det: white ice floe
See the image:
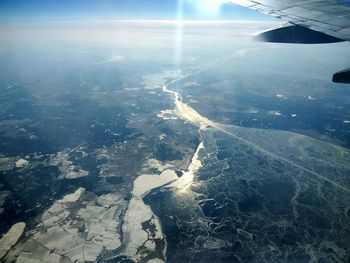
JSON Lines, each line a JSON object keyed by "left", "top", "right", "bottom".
{"left": 276, "top": 94, "right": 288, "bottom": 99}
{"left": 133, "top": 170, "right": 178, "bottom": 198}
{"left": 123, "top": 199, "right": 164, "bottom": 261}
{"left": 123, "top": 170, "right": 178, "bottom": 262}
{"left": 268, "top": 111, "right": 282, "bottom": 116}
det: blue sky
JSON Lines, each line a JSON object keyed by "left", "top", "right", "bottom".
{"left": 0, "top": 0, "right": 269, "bottom": 21}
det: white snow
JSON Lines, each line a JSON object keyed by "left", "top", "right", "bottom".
{"left": 15, "top": 159, "right": 28, "bottom": 168}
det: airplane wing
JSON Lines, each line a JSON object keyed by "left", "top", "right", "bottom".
{"left": 228, "top": 0, "right": 350, "bottom": 41}
{"left": 227, "top": 0, "right": 350, "bottom": 41}
{"left": 227, "top": 0, "right": 350, "bottom": 83}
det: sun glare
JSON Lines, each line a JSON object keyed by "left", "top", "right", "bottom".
{"left": 190, "top": 0, "right": 226, "bottom": 16}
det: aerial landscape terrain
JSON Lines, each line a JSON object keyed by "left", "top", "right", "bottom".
{"left": 0, "top": 19, "right": 349, "bottom": 263}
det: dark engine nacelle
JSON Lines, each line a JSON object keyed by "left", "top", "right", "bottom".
{"left": 254, "top": 24, "right": 350, "bottom": 84}
{"left": 333, "top": 68, "right": 350, "bottom": 84}
{"left": 254, "top": 24, "right": 344, "bottom": 44}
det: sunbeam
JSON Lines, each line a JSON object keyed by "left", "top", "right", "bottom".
{"left": 174, "top": 0, "right": 184, "bottom": 68}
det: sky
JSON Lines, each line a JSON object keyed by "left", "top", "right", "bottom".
{"left": 0, "top": 0, "right": 269, "bottom": 21}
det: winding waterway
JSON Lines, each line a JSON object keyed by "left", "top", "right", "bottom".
{"left": 121, "top": 73, "right": 211, "bottom": 262}
{"left": 123, "top": 68, "right": 350, "bottom": 262}
{"left": 162, "top": 77, "right": 350, "bottom": 194}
